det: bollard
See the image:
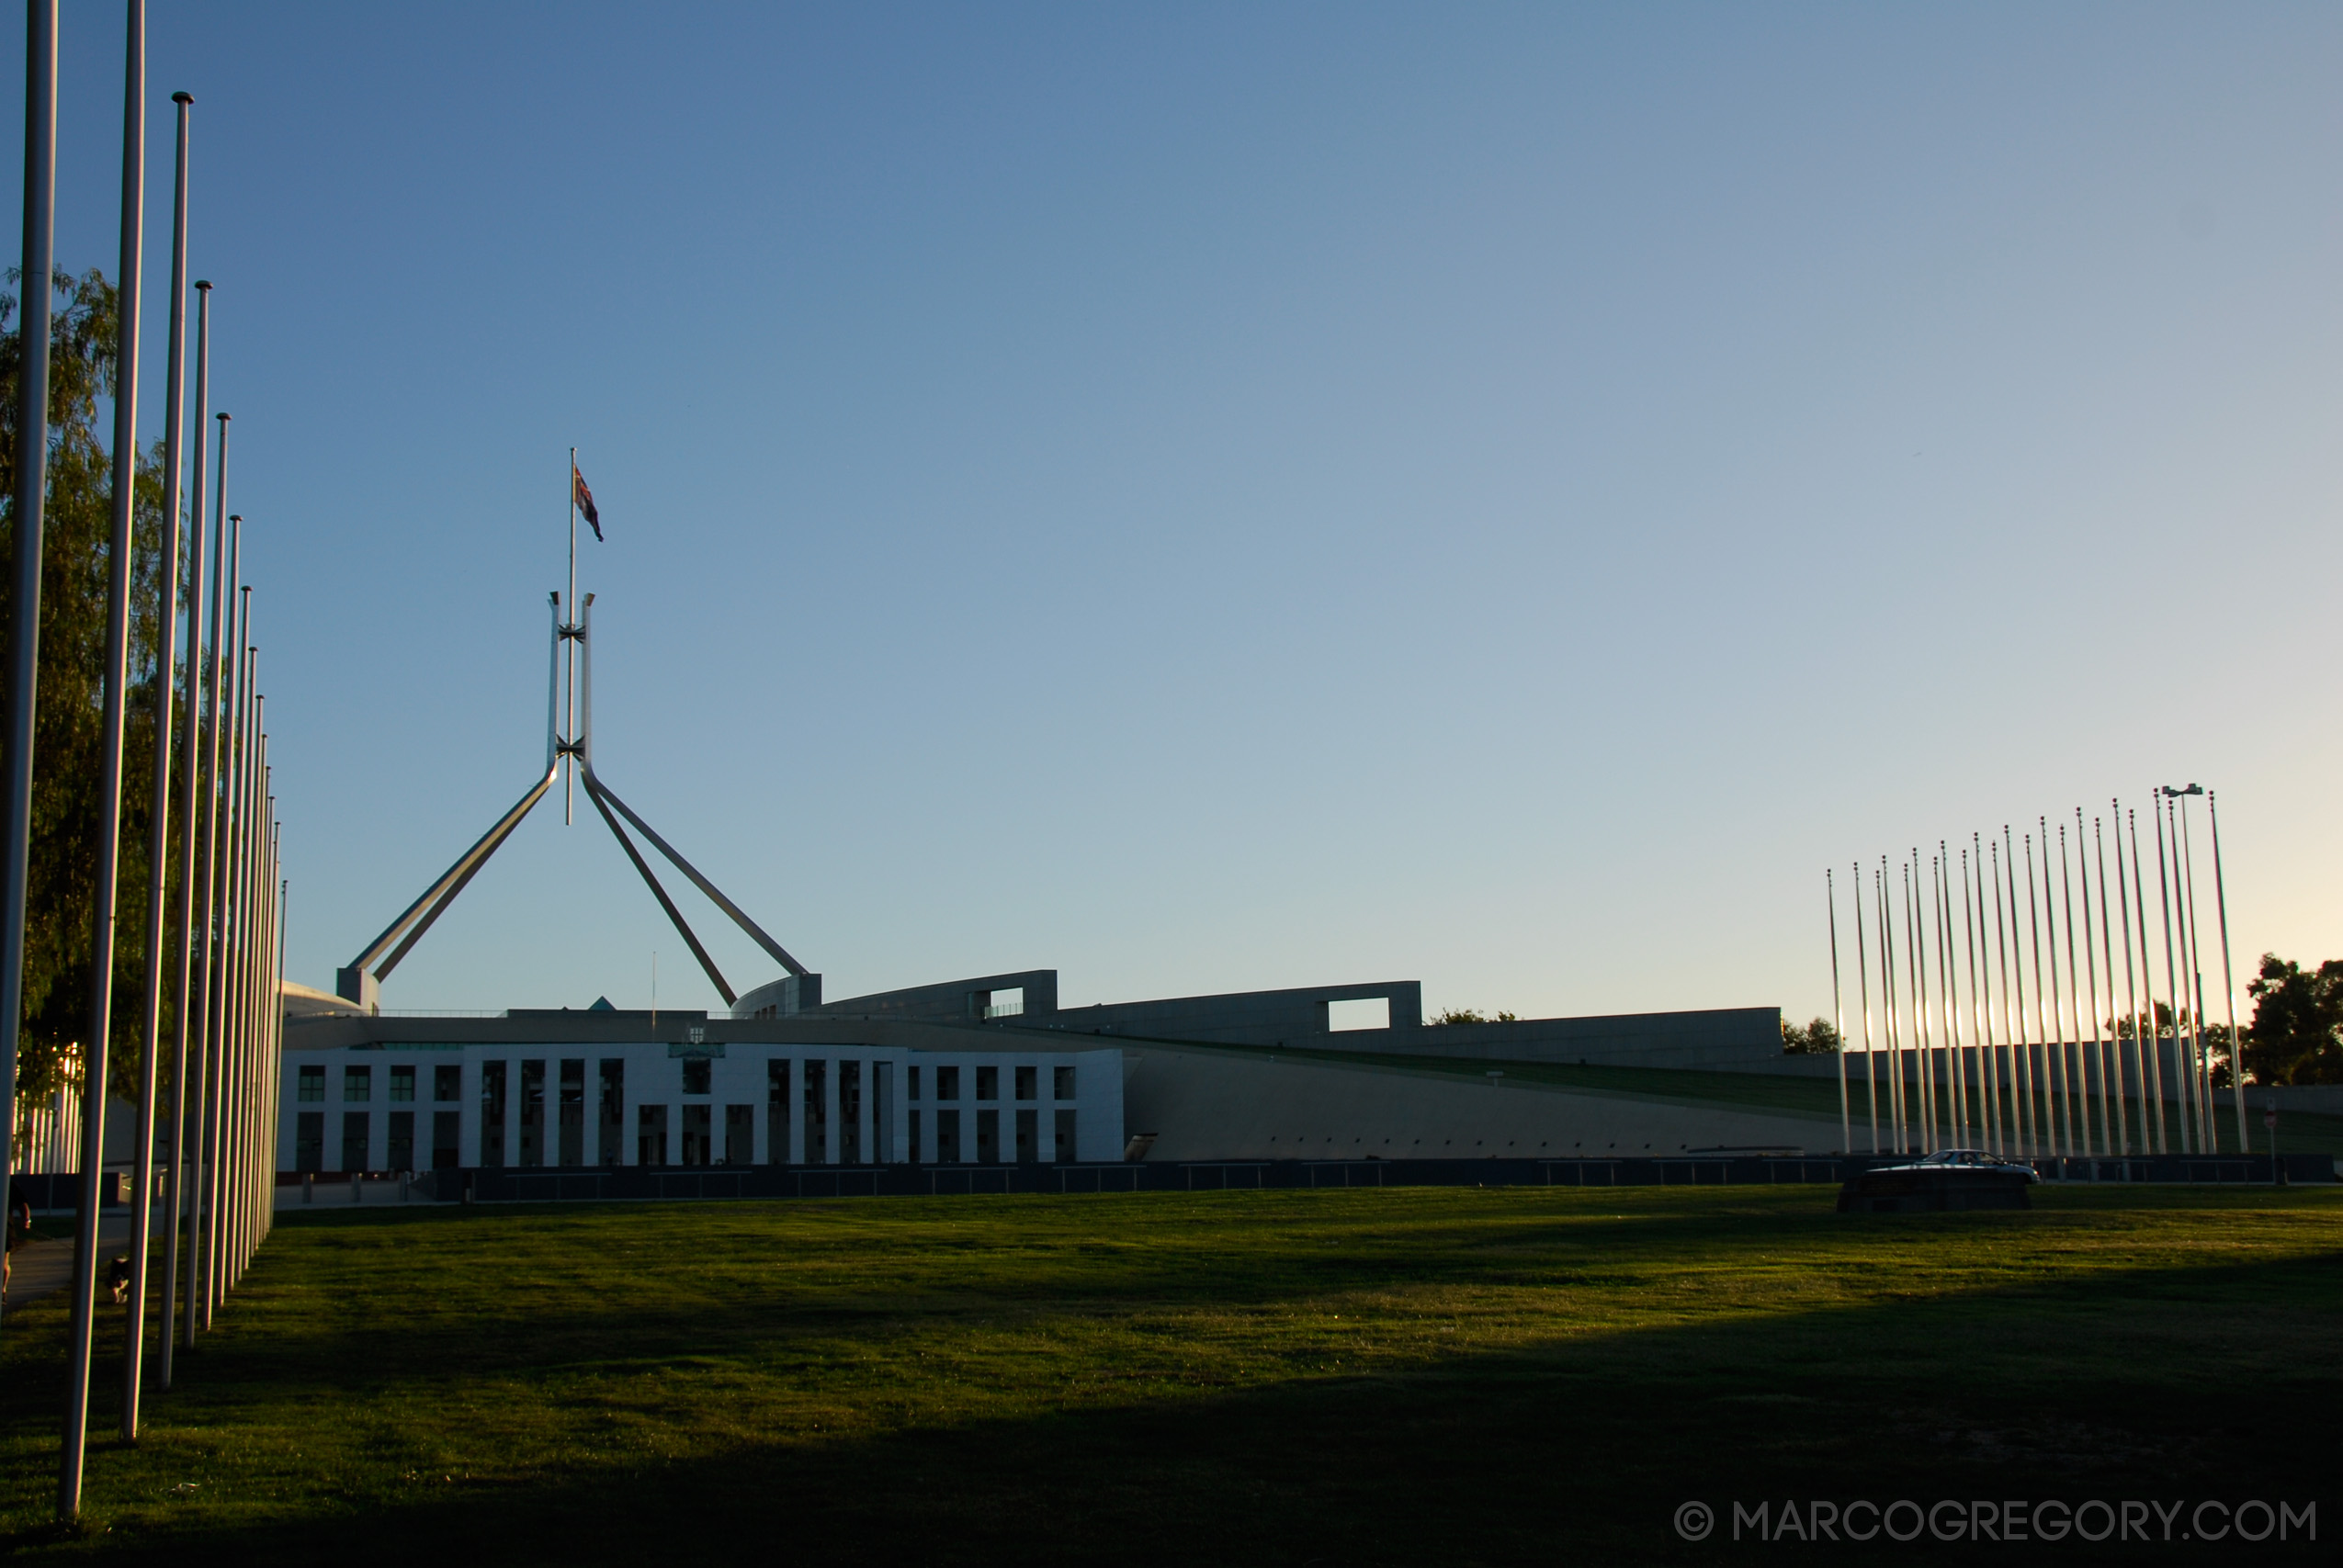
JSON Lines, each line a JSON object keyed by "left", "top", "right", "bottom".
{"left": 351, "top": 1173, "right": 362, "bottom": 1205}
{"left": 303, "top": 1172, "right": 313, "bottom": 1205}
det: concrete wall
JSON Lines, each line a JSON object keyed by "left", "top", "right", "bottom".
{"left": 1045, "top": 979, "right": 1426, "bottom": 1049}
{"left": 1121, "top": 1043, "right": 1844, "bottom": 1162}
{"left": 1334, "top": 1006, "right": 1783, "bottom": 1069}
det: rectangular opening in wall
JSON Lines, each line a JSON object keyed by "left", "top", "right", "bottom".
{"left": 638, "top": 1102, "right": 669, "bottom": 1167}
{"left": 599, "top": 1060, "right": 625, "bottom": 1167}
{"left": 767, "top": 1058, "right": 789, "bottom": 1164}
{"left": 976, "top": 987, "right": 1024, "bottom": 1020}
{"left": 1053, "top": 1108, "right": 1075, "bottom": 1163}
{"left": 342, "top": 1111, "right": 370, "bottom": 1173}
{"left": 976, "top": 1108, "right": 1000, "bottom": 1164}
{"left": 1328, "top": 997, "right": 1391, "bottom": 1033}
{"left": 976, "top": 1066, "right": 998, "bottom": 1101}
{"left": 388, "top": 1111, "right": 415, "bottom": 1172}
{"left": 434, "top": 1065, "right": 461, "bottom": 1102}
{"left": 803, "top": 1059, "right": 829, "bottom": 1164}
{"left": 839, "top": 1061, "right": 863, "bottom": 1165}
{"left": 681, "top": 1103, "right": 712, "bottom": 1167}
{"left": 935, "top": 1066, "right": 959, "bottom": 1101}
{"left": 431, "top": 1111, "right": 459, "bottom": 1170}
{"left": 298, "top": 1065, "right": 324, "bottom": 1103}
{"left": 1014, "top": 1066, "right": 1036, "bottom": 1100}
{"left": 908, "top": 1107, "right": 922, "bottom": 1164}
{"left": 559, "top": 1059, "right": 585, "bottom": 1167}
{"left": 873, "top": 1063, "right": 893, "bottom": 1163}
{"left": 935, "top": 1108, "right": 959, "bottom": 1163}
{"left": 344, "top": 1065, "right": 371, "bottom": 1102}
{"left": 1053, "top": 1065, "right": 1075, "bottom": 1100}
{"left": 389, "top": 1066, "right": 415, "bottom": 1102}
{"left": 1014, "top": 1108, "right": 1036, "bottom": 1164}
{"left": 519, "top": 1059, "right": 547, "bottom": 1168}
{"left": 724, "top": 1104, "right": 753, "bottom": 1165}
{"left": 481, "top": 1062, "right": 507, "bottom": 1168}
{"left": 295, "top": 1111, "right": 323, "bottom": 1172}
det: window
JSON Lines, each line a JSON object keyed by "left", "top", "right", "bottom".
{"left": 390, "top": 1066, "right": 415, "bottom": 1102}
{"left": 1054, "top": 1109, "right": 1077, "bottom": 1162}
{"left": 638, "top": 1103, "right": 669, "bottom": 1167}
{"left": 600, "top": 1060, "right": 626, "bottom": 1168}
{"left": 976, "top": 1109, "right": 1000, "bottom": 1162}
{"left": 298, "top": 1066, "right": 324, "bottom": 1102}
{"left": 935, "top": 1066, "right": 959, "bottom": 1101}
{"left": 681, "top": 1103, "right": 712, "bottom": 1166}
{"left": 724, "top": 1104, "right": 753, "bottom": 1165}
{"left": 431, "top": 1111, "right": 460, "bottom": 1171}
{"left": 434, "top": 1065, "right": 461, "bottom": 1102}
{"left": 1014, "top": 1066, "right": 1036, "bottom": 1100}
{"left": 802, "top": 1059, "right": 828, "bottom": 1164}
{"left": 388, "top": 1111, "right": 415, "bottom": 1171}
{"left": 766, "top": 1058, "right": 788, "bottom": 1166}
{"left": 1014, "top": 1108, "right": 1036, "bottom": 1163}
{"left": 976, "top": 1066, "right": 998, "bottom": 1101}
{"left": 683, "top": 1058, "right": 712, "bottom": 1095}
{"left": 1328, "top": 997, "right": 1390, "bottom": 1032}
{"left": 976, "top": 986, "right": 1023, "bottom": 1020}
{"left": 481, "top": 1061, "right": 507, "bottom": 1168}
{"left": 295, "top": 1111, "right": 323, "bottom": 1171}
{"left": 342, "top": 1111, "right": 370, "bottom": 1171}
{"left": 559, "top": 1059, "right": 585, "bottom": 1168}
{"left": 343, "top": 1066, "right": 371, "bottom": 1102}
{"left": 839, "top": 1061, "right": 863, "bottom": 1165}
{"left": 520, "top": 1059, "right": 547, "bottom": 1168}
{"left": 908, "top": 1065, "right": 921, "bottom": 1100}
{"left": 1053, "top": 1065, "right": 1076, "bottom": 1100}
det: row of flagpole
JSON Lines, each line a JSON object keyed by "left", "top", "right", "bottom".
{"left": 0, "top": 3, "right": 289, "bottom": 1521}
{"left": 1825, "top": 789, "right": 2247, "bottom": 1165}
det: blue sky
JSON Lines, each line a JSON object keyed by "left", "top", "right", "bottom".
{"left": 8, "top": 3, "right": 2340, "bottom": 1025}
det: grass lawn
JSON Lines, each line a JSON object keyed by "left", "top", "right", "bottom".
{"left": 0, "top": 1185, "right": 2336, "bottom": 1564}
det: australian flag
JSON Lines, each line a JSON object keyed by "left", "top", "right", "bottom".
{"left": 573, "top": 465, "right": 602, "bottom": 541}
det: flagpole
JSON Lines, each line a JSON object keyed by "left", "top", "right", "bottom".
{"left": 1828, "top": 869, "right": 1849, "bottom": 1156}
{"left": 2208, "top": 792, "right": 2247, "bottom": 1158}
{"left": 565, "top": 447, "right": 577, "bottom": 825}
{"left": 63, "top": 0, "right": 146, "bottom": 1513}
{"left": 124, "top": 85, "right": 193, "bottom": 1438}
{"left": 1856, "top": 863, "right": 1877, "bottom": 1154}
{"left": 0, "top": 0, "right": 57, "bottom": 1341}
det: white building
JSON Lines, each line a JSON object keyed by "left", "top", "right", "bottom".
{"left": 278, "top": 1033, "right": 1122, "bottom": 1174}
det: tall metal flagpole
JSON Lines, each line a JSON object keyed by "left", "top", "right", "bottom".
{"left": 2129, "top": 807, "right": 2167, "bottom": 1154}
{"left": 162, "top": 279, "right": 209, "bottom": 1386}
{"left": 125, "top": 87, "right": 194, "bottom": 1436}
{"left": 2047, "top": 822, "right": 2077, "bottom": 1158}
{"left": 1991, "top": 836, "right": 2020, "bottom": 1156}
{"left": 0, "top": 0, "right": 58, "bottom": 1339}
{"left": 208, "top": 592, "right": 250, "bottom": 1314}
{"left": 1828, "top": 870, "right": 1849, "bottom": 1155}
{"left": 2165, "top": 796, "right": 2202, "bottom": 1148}
{"left": 1939, "top": 851, "right": 1966, "bottom": 1145}
{"left": 2057, "top": 822, "right": 2088, "bottom": 1157}
{"left": 2153, "top": 795, "right": 2187, "bottom": 1153}
{"left": 201, "top": 535, "right": 244, "bottom": 1328}
{"left": 2024, "top": 831, "right": 2055, "bottom": 1158}
{"left": 2207, "top": 792, "right": 2247, "bottom": 1158}
{"left": 187, "top": 458, "right": 228, "bottom": 1344}
{"left": 1902, "top": 859, "right": 1928, "bottom": 1152}
{"left": 1973, "top": 841, "right": 2003, "bottom": 1156}
{"left": 564, "top": 447, "right": 577, "bottom": 824}
{"left": 62, "top": 0, "right": 146, "bottom": 1515}
{"left": 1855, "top": 864, "right": 1877, "bottom": 1153}
{"left": 2001, "top": 829, "right": 2032, "bottom": 1157}
{"left": 2093, "top": 817, "right": 2125, "bottom": 1157}
{"left": 2112, "top": 804, "right": 2143, "bottom": 1158}
{"left": 1883, "top": 860, "right": 1905, "bottom": 1153}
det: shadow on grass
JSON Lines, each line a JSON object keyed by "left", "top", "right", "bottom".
{"left": 2, "top": 1194, "right": 2336, "bottom": 1565}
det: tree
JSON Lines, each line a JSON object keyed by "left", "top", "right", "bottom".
{"left": 1427, "top": 1008, "right": 1518, "bottom": 1026}
{"left": 2244, "top": 954, "right": 2343, "bottom": 1086}
{"left": 0, "top": 266, "right": 184, "bottom": 1109}
{"left": 1782, "top": 1016, "right": 1841, "bottom": 1055}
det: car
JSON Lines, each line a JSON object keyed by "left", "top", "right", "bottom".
{"left": 1837, "top": 1149, "right": 2034, "bottom": 1213}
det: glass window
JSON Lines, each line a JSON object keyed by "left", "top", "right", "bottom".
{"left": 1014, "top": 1066, "right": 1036, "bottom": 1100}
{"left": 683, "top": 1058, "right": 711, "bottom": 1095}
{"left": 390, "top": 1066, "right": 415, "bottom": 1102}
{"left": 976, "top": 1066, "right": 998, "bottom": 1101}
{"left": 907, "top": 1065, "right": 921, "bottom": 1100}
{"left": 343, "top": 1066, "right": 371, "bottom": 1102}
{"left": 1054, "top": 1065, "right": 1076, "bottom": 1100}
{"left": 298, "top": 1065, "right": 324, "bottom": 1102}
{"left": 434, "top": 1065, "right": 462, "bottom": 1102}
{"left": 935, "top": 1066, "right": 959, "bottom": 1101}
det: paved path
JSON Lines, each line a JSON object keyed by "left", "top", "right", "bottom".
{"left": 6, "top": 1217, "right": 134, "bottom": 1308}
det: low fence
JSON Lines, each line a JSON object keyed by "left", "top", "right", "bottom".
{"left": 256, "top": 1150, "right": 2336, "bottom": 1207}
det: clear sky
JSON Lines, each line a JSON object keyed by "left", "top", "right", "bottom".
{"left": 6, "top": 3, "right": 2339, "bottom": 1026}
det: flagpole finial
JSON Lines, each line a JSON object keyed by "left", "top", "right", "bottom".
{"left": 172, "top": 90, "right": 190, "bottom": 105}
